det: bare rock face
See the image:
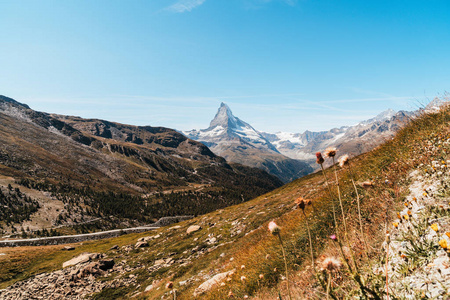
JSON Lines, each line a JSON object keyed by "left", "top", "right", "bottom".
{"left": 62, "top": 253, "right": 101, "bottom": 268}
{"left": 186, "top": 225, "right": 201, "bottom": 234}
{"left": 193, "top": 269, "right": 235, "bottom": 297}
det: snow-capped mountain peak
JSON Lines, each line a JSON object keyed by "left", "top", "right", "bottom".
{"left": 185, "top": 102, "right": 279, "bottom": 153}
{"left": 210, "top": 102, "right": 237, "bottom": 128}
{"left": 359, "top": 108, "right": 397, "bottom": 125}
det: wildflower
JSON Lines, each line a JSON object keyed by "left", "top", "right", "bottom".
{"left": 316, "top": 152, "right": 324, "bottom": 164}
{"left": 259, "top": 274, "right": 264, "bottom": 279}
{"left": 228, "top": 290, "right": 234, "bottom": 297}
{"left": 338, "top": 154, "right": 349, "bottom": 168}
{"left": 439, "top": 239, "right": 448, "bottom": 250}
{"left": 295, "top": 196, "right": 311, "bottom": 210}
{"left": 273, "top": 267, "right": 278, "bottom": 272}
{"left": 330, "top": 234, "right": 337, "bottom": 241}
{"left": 393, "top": 222, "right": 399, "bottom": 228}
{"left": 407, "top": 210, "right": 412, "bottom": 216}
{"left": 413, "top": 197, "right": 417, "bottom": 201}
{"left": 166, "top": 281, "right": 173, "bottom": 289}
{"left": 446, "top": 232, "right": 450, "bottom": 239}
{"left": 240, "top": 265, "right": 245, "bottom": 269}
{"left": 240, "top": 276, "right": 246, "bottom": 281}
{"left": 403, "top": 215, "right": 409, "bottom": 221}
{"left": 265, "top": 254, "right": 271, "bottom": 260}
{"left": 321, "top": 257, "right": 342, "bottom": 272}
{"left": 268, "top": 221, "right": 280, "bottom": 235}
{"left": 324, "top": 147, "right": 338, "bottom": 158}
{"left": 431, "top": 223, "right": 439, "bottom": 232}
{"left": 397, "top": 212, "right": 402, "bottom": 220}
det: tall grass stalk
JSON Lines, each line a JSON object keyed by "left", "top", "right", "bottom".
{"left": 332, "top": 157, "right": 359, "bottom": 273}
{"left": 278, "top": 233, "right": 292, "bottom": 300}
{"left": 268, "top": 221, "right": 291, "bottom": 300}
{"left": 319, "top": 163, "right": 340, "bottom": 237}
{"left": 347, "top": 163, "right": 370, "bottom": 261}
{"left": 302, "top": 209, "right": 315, "bottom": 270}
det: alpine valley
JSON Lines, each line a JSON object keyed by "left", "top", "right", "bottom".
{"left": 0, "top": 95, "right": 283, "bottom": 236}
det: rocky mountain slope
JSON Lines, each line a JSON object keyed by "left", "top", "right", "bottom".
{"left": 0, "top": 95, "right": 282, "bottom": 236}
{"left": 184, "top": 103, "right": 313, "bottom": 183}
{"left": 262, "top": 108, "right": 412, "bottom": 168}
{"left": 2, "top": 98, "right": 450, "bottom": 299}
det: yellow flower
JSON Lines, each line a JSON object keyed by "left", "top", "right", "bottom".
{"left": 431, "top": 223, "right": 439, "bottom": 232}
{"left": 403, "top": 215, "right": 409, "bottom": 221}
{"left": 423, "top": 192, "right": 428, "bottom": 197}
{"left": 407, "top": 211, "right": 412, "bottom": 216}
{"left": 393, "top": 222, "right": 399, "bottom": 228}
{"left": 412, "top": 197, "right": 417, "bottom": 201}
{"left": 397, "top": 212, "right": 401, "bottom": 220}
{"left": 439, "top": 239, "right": 448, "bottom": 250}
{"left": 445, "top": 232, "right": 450, "bottom": 239}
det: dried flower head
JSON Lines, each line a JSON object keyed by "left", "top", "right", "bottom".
{"left": 338, "top": 154, "right": 349, "bottom": 168}
{"left": 316, "top": 152, "right": 324, "bottom": 164}
{"left": 166, "top": 281, "right": 173, "bottom": 289}
{"left": 321, "top": 257, "right": 341, "bottom": 272}
{"left": 439, "top": 239, "right": 448, "bottom": 250}
{"left": 431, "top": 223, "right": 439, "bottom": 232}
{"left": 295, "top": 196, "right": 312, "bottom": 210}
{"left": 324, "top": 147, "right": 338, "bottom": 158}
{"left": 268, "top": 221, "right": 281, "bottom": 235}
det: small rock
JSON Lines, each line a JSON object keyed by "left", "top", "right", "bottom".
{"left": 144, "top": 284, "right": 154, "bottom": 292}
{"left": 135, "top": 241, "right": 149, "bottom": 248}
{"left": 187, "top": 225, "right": 201, "bottom": 234}
{"left": 62, "top": 246, "right": 75, "bottom": 251}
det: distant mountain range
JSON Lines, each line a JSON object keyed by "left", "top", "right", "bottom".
{"left": 184, "top": 103, "right": 414, "bottom": 176}
{"left": 184, "top": 103, "right": 313, "bottom": 183}
{"left": 0, "top": 95, "right": 282, "bottom": 234}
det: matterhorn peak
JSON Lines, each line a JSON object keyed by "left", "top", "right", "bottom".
{"left": 209, "top": 102, "right": 238, "bottom": 129}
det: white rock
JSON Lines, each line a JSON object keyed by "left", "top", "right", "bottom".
{"left": 186, "top": 225, "right": 201, "bottom": 234}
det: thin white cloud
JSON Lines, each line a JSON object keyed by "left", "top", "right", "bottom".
{"left": 166, "top": 0, "right": 207, "bottom": 13}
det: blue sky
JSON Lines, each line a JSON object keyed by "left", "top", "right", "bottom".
{"left": 1, "top": 0, "right": 449, "bottom": 132}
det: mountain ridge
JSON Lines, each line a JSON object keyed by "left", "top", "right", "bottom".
{"left": 184, "top": 104, "right": 313, "bottom": 183}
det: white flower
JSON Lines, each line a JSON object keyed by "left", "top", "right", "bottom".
{"left": 268, "top": 221, "right": 281, "bottom": 235}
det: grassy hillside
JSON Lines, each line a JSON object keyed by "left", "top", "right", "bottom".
{"left": 1, "top": 104, "right": 450, "bottom": 299}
